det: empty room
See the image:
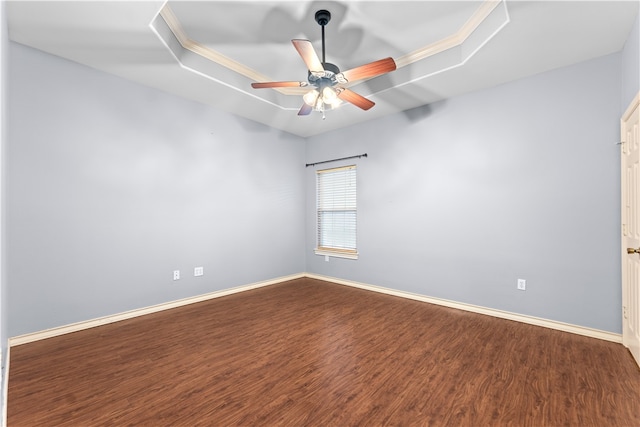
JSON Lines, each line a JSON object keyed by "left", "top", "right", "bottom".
{"left": 1, "top": 0, "right": 639, "bottom": 425}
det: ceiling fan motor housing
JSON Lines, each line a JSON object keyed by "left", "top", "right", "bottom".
{"left": 308, "top": 61, "right": 340, "bottom": 83}
{"left": 308, "top": 62, "right": 343, "bottom": 93}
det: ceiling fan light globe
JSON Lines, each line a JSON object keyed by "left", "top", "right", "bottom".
{"left": 322, "top": 86, "right": 338, "bottom": 103}
{"left": 303, "top": 89, "right": 320, "bottom": 106}
{"left": 329, "top": 98, "right": 343, "bottom": 109}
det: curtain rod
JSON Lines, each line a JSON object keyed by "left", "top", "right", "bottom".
{"left": 305, "top": 153, "right": 368, "bottom": 168}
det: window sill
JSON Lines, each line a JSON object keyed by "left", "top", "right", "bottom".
{"left": 315, "top": 249, "right": 359, "bottom": 260}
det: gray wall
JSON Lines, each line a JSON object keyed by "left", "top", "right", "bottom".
{"left": 7, "top": 43, "right": 306, "bottom": 337}
{"left": 622, "top": 12, "right": 639, "bottom": 110}
{"left": 306, "top": 52, "right": 622, "bottom": 333}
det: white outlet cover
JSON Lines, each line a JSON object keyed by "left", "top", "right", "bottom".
{"left": 194, "top": 267, "right": 204, "bottom": 277}
{"left": 173, "top": 270, "right": 180, "bottom": 281}
{"left": 517, "top": 279, "right": 526, "bottom": 290}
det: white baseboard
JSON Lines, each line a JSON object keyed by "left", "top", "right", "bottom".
{"left": 8, "top": 273, "right": 305, "bottom": 347}
{"left": 8, "top": 272, "right": 622, "bottom": 348}
{"left": 305, "top": 273, "right": 623, "bottom": 344}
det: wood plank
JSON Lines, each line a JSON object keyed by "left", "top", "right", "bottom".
{"left": 8, "top": 278, "right": 640, "bottom": 426}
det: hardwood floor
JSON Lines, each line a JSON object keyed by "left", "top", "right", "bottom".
{"left": 8, "top": 278, "right": 640, "bottom": 426}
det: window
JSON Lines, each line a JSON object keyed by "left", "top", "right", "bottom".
{"left": 315, "top": 165, "right": 358, "bottom": 259}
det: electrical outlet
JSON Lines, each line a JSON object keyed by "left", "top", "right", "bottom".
{"left": 173, "top": 270, "right": 180, "bottom": 281}
{"left": 194, "top": 266, "right": 204, "bottom": 277}
{"left": 517, "top": 279, "right": 526, "bottom": 291}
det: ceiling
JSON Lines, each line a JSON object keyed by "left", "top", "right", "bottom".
{"left": 6, "top": 1, "right": 639, "bottom": 137}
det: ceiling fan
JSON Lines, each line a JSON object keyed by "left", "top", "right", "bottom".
{"left": 251, "top": 10, "right": 397, "bottom": 119}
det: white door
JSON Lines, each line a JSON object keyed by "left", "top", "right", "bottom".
{"left": 622, "top": 92, "right": 640, "bottom": 367}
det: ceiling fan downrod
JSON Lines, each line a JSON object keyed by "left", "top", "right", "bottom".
{"left": 312, "top": 10, "right": 334, "bottom": 120}
{"left": 315, "top": 10, "right": 331, "bottom": 64}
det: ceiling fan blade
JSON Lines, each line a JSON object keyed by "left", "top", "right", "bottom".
{"left": 340, "top": 57, "right": 396, "bottom": 83}
{"left": 252, "top": 81, "right": 308, "bottom": 89}
{"left": 337, "top": 88, "right": 375, "bottom": 111}
{"left": 298, "top": 103, "right": 313, "bottom": 116}
{"left": 292, "top": 39, "right": 324, "bottom": 72}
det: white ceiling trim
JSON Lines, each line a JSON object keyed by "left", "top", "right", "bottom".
{"left": 386, "top": 0, "right": 510, "bottom": 93}
{"left": 159, "top": 4, "right": 272, "bottom": 87}
{"left": 395, "top": 0, "right": 505, "bottom": 68}
{"left": 153, "top": 0, "right": 509, "bottom": 108}
{"left": 150, "top": 3, "right": 297, "bottom": 111}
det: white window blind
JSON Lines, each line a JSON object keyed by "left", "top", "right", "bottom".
{"left": 316, "top": 165, "right": 357, "bottom": 259}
